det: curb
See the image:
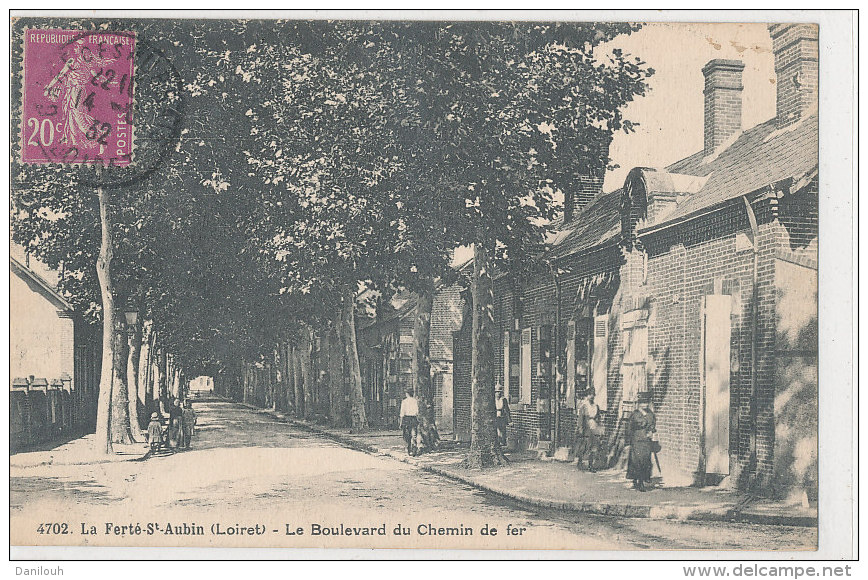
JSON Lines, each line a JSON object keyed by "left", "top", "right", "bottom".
{"left": 239, "top": 403, "right": 817, "bottom": 528}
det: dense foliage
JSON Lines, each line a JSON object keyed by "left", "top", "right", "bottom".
{"left": 11, "top": 18, "right": 652, "bottom": 444}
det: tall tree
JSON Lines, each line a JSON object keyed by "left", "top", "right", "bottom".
{"left": 418, "top": 22, "right": 652, "bottom": 466}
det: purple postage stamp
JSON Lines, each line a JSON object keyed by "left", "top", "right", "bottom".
{"left": 21, "top": 29, "right": 135, "bottom": 166}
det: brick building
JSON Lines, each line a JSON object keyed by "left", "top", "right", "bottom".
{"left": 357, "top": 280, "right": 466, "bottom": 430}
{"left": 453, "top": 24, "right": 818, "bottom": 497}
{"left": 10, "top": 256, "right": 101, "bottom": 451}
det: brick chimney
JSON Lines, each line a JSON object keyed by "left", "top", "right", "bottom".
{"left": 564, "top": 171, "right": 604, "bottom": 223}
{"left": 769, "top": 24, "right": 819, "bottom": 128}
{"left": 564, "top": 137, "right": 609, "bottom": 223}
{"left": 702, "top": 59, "right": 745, "bottom": 156}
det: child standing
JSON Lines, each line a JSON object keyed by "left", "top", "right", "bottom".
{"left": 147, "top": 412, "right": 163, "bottom": 453}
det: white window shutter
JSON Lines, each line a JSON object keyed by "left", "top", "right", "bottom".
{"left": 503, "top": 331, "right": 510, "bottom": 394}
{"left": 520, "top": 327, "right": 532, "bottom": 404}
{"left": 566, "top": 320, "right": 576, "bottom": 408}
{"left": 592, "top": 314, "right": 608, "bottom": 410}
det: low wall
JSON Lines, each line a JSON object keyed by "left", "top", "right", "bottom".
{"left": 10, "top": 378, "right": 87, "bottom": 452}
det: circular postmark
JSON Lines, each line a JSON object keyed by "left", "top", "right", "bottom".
{"left": 21, "top": 29, "right": 185, "bottom": 189}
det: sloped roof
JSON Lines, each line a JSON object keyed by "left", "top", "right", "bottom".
{"left": 657, "top": 113, "right": 819, "bottom": 225}
{"left": 639, "top": 169, "right": 708, "bottom": 199}
{"left": 546, "top": 188, "right": 623, "bottom": 260}
{"left": 10, "top": 256, "right": 73, "bottom": 312}
{"left": 358, "top": 258, "right": 472, "bottom": 332}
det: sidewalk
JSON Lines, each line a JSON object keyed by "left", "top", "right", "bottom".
{"left": 10, "top": 394, "right": 232, "bottom": 469}
{"left": 254, "top": 407, "right": 817, "bottom": 528}
{"left": 10, "top": 432, "right": 150, "bottom": 469}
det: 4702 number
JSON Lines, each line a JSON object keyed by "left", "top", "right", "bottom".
{"left": 36, "top": 522, "right": 70, "bottom": 535}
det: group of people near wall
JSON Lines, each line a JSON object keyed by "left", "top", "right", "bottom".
{"left": 399, "top": 383, "right": 659, "bottom": 492}
{"left": 495, "top": 385, "right": 660, "bottom": 492}
{"left": 147, "top": 398, "right": 197, "bottom": 454}
{"left": 572, "top": 390, "right": 660, "bottom": 491}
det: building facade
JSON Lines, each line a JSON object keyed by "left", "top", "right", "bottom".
{"left": 10, "top": 256, "right": 101, "bottom": 451}
{"left": 453, "top": 24, "right": 818, "bottom": 497}
{"left": 358, "top": 282, "right": 465, "bottom": 431}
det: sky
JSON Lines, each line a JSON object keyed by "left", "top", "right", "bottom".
{"left": 601, "top": 22, "right": 777, "bottom": 192}
{"left": 452, "top": 22, "right": 778, "bottom": 266}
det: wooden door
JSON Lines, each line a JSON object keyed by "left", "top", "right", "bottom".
{"left": 703, "top": 295, "right": 732, "bottom": 475}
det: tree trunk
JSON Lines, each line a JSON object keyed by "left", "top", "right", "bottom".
{"left": 282, "top": 342, "right": 292, "bottom": 412}
{"left": 153, "top": 350, "right": 160, "bottom": 409}
{"left": 327, "top": 320, "right": 346, "bottom": 427}
{"left": 160, "top": 352, "right": 170, "bottom": 410}
{"left": 148, "top": 347, "right": 157, "bottom": 414}
{"left": 465, "top": 240, "right": 507, "bottom": 468}
{"left": 340, "top": 291, "right": 367, "bottom": 431}
{"left": 165, "top": 355, "right": 172, "bottom": 403}
{"left": 242, "top": 364, "right": 249, "bottom": 404}
{"left": 284, "top": 345, "right": 294, "bottom": 413}
{"left": 413, "top": 277, "right": 440, "bottom": 451}
{"left": 155, "top": 349, "right": 166, "bottom": 415}
{"left": 301, "top": 326, "right": 315, "bottom": 420}
{"left": 94, "top": 185, "right": 114, "bottom": 454}
{"left": 139, "top": 324, "right": 153, "bottom": 424}
{"left": 127, "top": 318, "right": 144, "bottom": 433}
{"left": 110, "top": 314, "right": 135, "bottom": 444}
{"left": 272, "top": 346, "right": 280, "bottom": 411}
{"left": 292, "top": 345, "right": 304, "bottom": 418}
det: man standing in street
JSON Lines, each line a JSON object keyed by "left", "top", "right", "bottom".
{"left": 576, "top": 391, "right": 602, "bottom": 471}
{"left": 495, "top": 385, "right": 511, "bottom": 448}
{"left": 399, "top": 388, "right": 420, "bottom": 456}
{"left": 182, "top": 401, "right": 197, "bottom": 449}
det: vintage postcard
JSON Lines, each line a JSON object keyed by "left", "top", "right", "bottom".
{"left": 8, "top": 11, "right": 852, "bottom": 559}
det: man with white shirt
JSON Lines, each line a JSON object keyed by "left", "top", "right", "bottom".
{"left": 495, "top": 385, "right": 511, "bottom": 447}
{"left": 399, "top": 389, "right": 420, "bottom": 456}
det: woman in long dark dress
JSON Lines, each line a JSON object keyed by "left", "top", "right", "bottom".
{"left": 168, "top": 398, "right": 183, "bottom": 449}
{"left": 626, "top": 392, "right": 656, "bottom": 491}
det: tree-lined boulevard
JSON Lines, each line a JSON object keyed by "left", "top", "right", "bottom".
{"left": 12, "top": 19, "right": 653, "bottom": 462}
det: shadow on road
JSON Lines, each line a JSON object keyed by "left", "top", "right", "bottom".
{"left": 10, "top": 475, "right": 118, "bottom": 510}
{"left": 11, "top": 431, "right": 92, "bottom": 455}
{"left": 177, "top": 401, "right": 339, "bottom": 453}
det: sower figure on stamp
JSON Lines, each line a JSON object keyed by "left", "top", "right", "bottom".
{"left": 495, "top": 384, "right": 511, "bottom": 448}
{"left": 576, "top": 391, "right": 602, "bottom": 471}
{"left": 626, "top": 391, "right": 657, "bottom": 491}
{"left": 46, "top": 39, "right": 119, "bottom": 155}
{"left": 399, "top": 389, "right": 420, "bottom": 456}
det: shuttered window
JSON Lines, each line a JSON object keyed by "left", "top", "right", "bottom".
{"left": 520, "top": 327, "right": 532, "bottom": 404}
{"left": 502, "top": 331, "right": 510, "bottom": 393}
{"left": 591, "top": 314, "right": 608, "bottom": 410}
{"left": 565, "top": 320, "right": 576, "bottom": 408}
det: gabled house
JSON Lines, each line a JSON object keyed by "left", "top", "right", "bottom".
{"left": 10, "top": 256, "right": 101, "bottom": 450}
